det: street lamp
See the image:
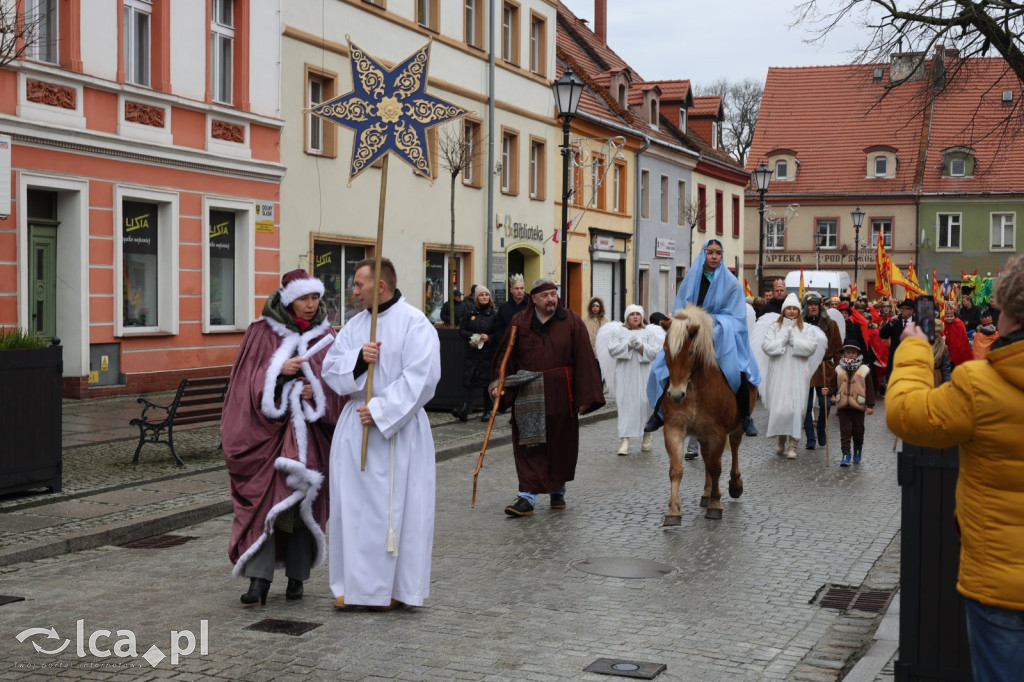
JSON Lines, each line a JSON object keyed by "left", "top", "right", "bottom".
{"left": 850, "top": 206, "right": 865, "bottom": 293}
{"left": 552, "top": 68, "right": 584, "bottom": 306}
{"left": 752, "top": 162, "right": 773, "bottom": 290}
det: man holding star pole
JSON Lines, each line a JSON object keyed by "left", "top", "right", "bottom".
{"left": 310, "top": 38, "right": 466, "bottom": 610}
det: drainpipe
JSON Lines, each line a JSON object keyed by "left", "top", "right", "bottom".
{"left": 485, "top": 0, "right": 496, "bottom": 295}
{"left": 632, "top": 133, "right": 651, "bottom": 307}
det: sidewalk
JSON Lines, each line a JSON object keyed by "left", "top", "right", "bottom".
{"left": 1, "top": 392, "right": 900, "bottom": 681}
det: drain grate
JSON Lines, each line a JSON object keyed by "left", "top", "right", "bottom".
{"left": 246, "top": 619, "right": 322, "bottom": 636}
{"left": 819, "top": 587, "right": 894, "bottom": 613}
{"left": 120, "top": 535, "right": 198, "bottom": 549}
{"left": 584, "top": 658, "right": 667, "bottom": 679}
{"left": 0, "top": 595, "right": 25, "bottom": 606}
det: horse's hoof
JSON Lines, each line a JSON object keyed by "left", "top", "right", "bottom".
{"left": 705, "top": 508, "right": 723, "bottom": 520}
{"left": 728, "top": 484, "right": 743, "bottom": 499}
{"left": 699, "top": 496, "right": 709, "bottom": 508}
{"left": 663, "top": 515, "right": 682, "bottom": 527}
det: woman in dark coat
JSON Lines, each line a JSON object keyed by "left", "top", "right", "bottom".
{"left": 452, "top": 286, "right": 498, "bottom": 421}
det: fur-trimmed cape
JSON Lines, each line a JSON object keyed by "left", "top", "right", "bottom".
{"left": 222, "top": 298, "right": 345, "bottom": 578}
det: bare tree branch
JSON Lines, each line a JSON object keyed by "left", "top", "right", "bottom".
{"left": 694, "top": 78, "right": 764, "bottom": 166}
{"left": 0, "top": 1, "right": 48, "bottom": 68}
{"left": 437, "top": 122, "right": 484, "bottom": 326}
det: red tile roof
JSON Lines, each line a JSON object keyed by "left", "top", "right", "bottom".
{"left": 691, "top": 96, "right": 723, "bottom": 119}
{"left": 749, "top": 58, "right": 1024, "bottom": 195}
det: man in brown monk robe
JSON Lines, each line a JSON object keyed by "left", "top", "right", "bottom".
{"left": 490, "top": 278, "right": 605, "bottom": 517}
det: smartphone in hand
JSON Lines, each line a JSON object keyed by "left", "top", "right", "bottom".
{"left": 915, "top": 295, "right": 936, "bottom": 343}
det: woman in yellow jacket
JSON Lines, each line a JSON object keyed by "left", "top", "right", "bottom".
{"left": 886, "top": 253, "right": 1024, "bottom": 682}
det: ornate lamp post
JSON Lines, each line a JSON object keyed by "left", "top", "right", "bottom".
{"left": 551, "top": 68, "right": 584, "bottom": 306}
{"left": 851, "top": 206, "right": 865, "bottom": 292}
{"left": 752, "top": 163, "right": 773, "bottom": 291}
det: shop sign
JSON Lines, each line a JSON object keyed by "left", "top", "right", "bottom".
{"left": 655, "top": 238, "right": 675, "bottom": 258}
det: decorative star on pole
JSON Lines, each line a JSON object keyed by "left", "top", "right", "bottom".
{"left": 308, "top": 37, "right": 469, "bottom": 184}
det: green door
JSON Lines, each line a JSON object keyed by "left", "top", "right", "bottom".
{"left": 29, "top": 224, "right": 57, "bottom": 339}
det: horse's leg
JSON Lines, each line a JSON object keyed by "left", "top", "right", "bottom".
{"left": 701, "top": 431, "right": 726, "bottom": 520}
{"left": 728, "top": 430, "right": 744, "bottom": 499}
{"left": 663, "top": 422, "right": 685, "bottom": 526}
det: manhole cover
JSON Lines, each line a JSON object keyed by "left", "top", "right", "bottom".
{"left": 572, "top": 558, "right": 674, "bottom": 579}
{"left": 120, "top": 535, "right": 198, "bottom": 549}
{"left": 246, "top": 619, "right": 322, "bottom": 636}
{"left": 0, "top": 596, "right": 25, "bottom": 606}
{"left": 584, "top": 657, "right": 667, "bottom": 679}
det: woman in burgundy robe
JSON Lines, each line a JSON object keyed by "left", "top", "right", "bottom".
{"left": 222, "top": 270, "right": 345, "bottom": 605}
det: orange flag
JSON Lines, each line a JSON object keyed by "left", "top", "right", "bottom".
{"left": 743, "top": 278, "right": 753, "bottom": 298}
{"left": 799, "top": 265, "right": 805, "bottom": 299}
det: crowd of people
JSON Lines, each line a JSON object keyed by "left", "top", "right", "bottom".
{"left": 220, "top": 244, "right": 1023, "bottom": 681}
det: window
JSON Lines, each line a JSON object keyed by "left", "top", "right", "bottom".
{"left": 305, "top": 67, "right": 337, "bottom": 156}
{"left": 210, "top": 0, "right": 234, "bottom": 104}
{"left": 639, "top": 170, "right": 650, "bottom": 220}
{"left": 424, "top": 249, "right": 468, "bottom": 323}
{"left": 697, "top": 185, "right": 707, "bottom": 232}
{"left": 123, "top": 0, "right": 152, "bottom": 87}
{"left": 679, "top": 108, "right": 686, "bottom": 133}
{"left": 204, "top": 199, "right": 254, "bottom": 331}
{"left": 500, "top": 129, "right": 519, "bottom": 195}
{"left": 529, "top": 13, "right": 546, "bottom": 76}
{"left": 417, "top": 0, "right": 439, "bottom": 31}
{"left": 613, "top": 163, "right": 624, "bottom": 213}
{"left": 312, "top": 241, "right": 369, "bottom": 326}
{"left": 464, "top": 0, "right": 483, "bottom": 48}
{"left": 732, "top": 195, "right": 740, "bottom": 238}
{"left": 943, "top": 151, "right": 974, "bottom": 178}
{"left": 711, "top": 120, "right": 719, "bottom": 149}
{"left": 775, "top": 160, "right": 788, "bottom": 180}
{"left": 676, "top": 180, "right": 687, "bottom": 226}
{"left": 950, "top": 158, "right": 966, "bottom": 177}
{"left": 501, "top": 2, "right": 520, "bottom": 64}
{"left": 462, "top": 118, "right": 482, "bottom": 188}
{"left": 649, "top": 99, "right": 658, "bottom": 126}
{"left": 815, "top": 219, "right": 837, "bottom": 249}
{"left": 870, "top": 219, "right": 893, "bottom": 249}
{"left": 715, "top": 190, "right": 724, "bottom": 235}
{"left": 660, "top": 175, "right": 669, "bottom": 223}
{"left": 991, "top": 213, "right": 1015, "bottom": 250}
{"left": 766, "top": 218, "right": 785, "bottom": 250}
{"left": 529, "top": 138, "right": 545, "bottom": 200}
{"left": 26, "top": 0, "right": 58, "bottom": 64}
{"left": 591, "top": 154, "right": 605, "bottom": 210}
{"left": 116, "top": 188, "right": 179, "bottom": 336}
{"left": 874, "top": 156, "right": 887, "bottom": 177}
{"left": 937, "top": 213, "right": 961, "bottom": 249}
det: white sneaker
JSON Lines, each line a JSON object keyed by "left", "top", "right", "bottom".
{"left": 617, "top": 438, "right": 630, "bottom": 456}
{"left": 786, "top": 437, "right": 798, "bottom": 459}
{"left": 775, "top": 436, "right": 786, "bottom": 456}
{"left": 641, "top": 433, "right": 653, "bottom": 452}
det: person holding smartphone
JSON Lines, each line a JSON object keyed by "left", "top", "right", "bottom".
{"left": 886, "top": 253, "right": 1024, "bottom": 682}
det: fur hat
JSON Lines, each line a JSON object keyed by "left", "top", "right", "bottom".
{"left": 625, "top": 304, "right": 644, "bottom": 318}
{"left": 279, "top": 269, "right": 325, "bottom": 307}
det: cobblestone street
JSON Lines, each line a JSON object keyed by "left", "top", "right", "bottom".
{"left": 0, "top": 400, "right": 902, "bottom": 681}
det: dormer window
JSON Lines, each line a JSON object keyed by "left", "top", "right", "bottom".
{"left": 766, "top": 149, "right": 798, "bottom": 182}
{"left": 711, "top": 120, "right": 718, "bottom": 149}
{"left": 679, "top": 107, "right": 687, "bottom": 133}
{"left": 941, "top": 147, "right": 975, "bottom": 178}
{"left": 864, "top": 146, "right": 897, "bottom": 179}
{"left": 775, "top": 160, "right": 788, "bottom": 180}
{"left": 618, "top": 83, "right": 627, "bottom": 108}
{"left": 874, "top": 157, "right": 887, "bottom": 176}
{"left": 649, "top": 100, "right": 657, "bottom": 125}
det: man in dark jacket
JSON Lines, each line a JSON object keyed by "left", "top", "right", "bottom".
{"left": 757, "top": 277, "right": 787, "bottom": 318}
{"left": 442, "top": 288, "right": 468, "bottom": 326}
{"left": 879, "top": 298, "right": 914, "bottom": 387}
{"left": 958, "top": 289, "right": 982, "bottom": 333}
{"left": 494, "top": 275, "right": 527, "bottom": 342}
{"left": 803, "top": 293, "right": 842, "bottom": 449}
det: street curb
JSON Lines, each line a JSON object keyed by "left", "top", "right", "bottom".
{"left": 2, "top": 408, "right": 618, "bottom": 567}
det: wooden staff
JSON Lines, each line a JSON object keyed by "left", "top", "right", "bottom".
{"left": 361, "top": 155, "right": 389, "bottom": 471}
{"left": 471, "top": 325, "right": 517, "bottom": 507}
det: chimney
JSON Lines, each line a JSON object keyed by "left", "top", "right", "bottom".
{"left": 594, "top": 0, "right": 607, "bottom": 43}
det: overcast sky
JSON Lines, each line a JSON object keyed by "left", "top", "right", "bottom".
{"left": 559, "top": 0, "right": 874, "bottom": 87}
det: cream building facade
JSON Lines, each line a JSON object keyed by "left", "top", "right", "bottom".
{"left": 280, "top": 0, "right": 559, "bottom": 325}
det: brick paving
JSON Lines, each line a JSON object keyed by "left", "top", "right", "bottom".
{"left": 0, "top": 396, "right": 902, "bottom": 680}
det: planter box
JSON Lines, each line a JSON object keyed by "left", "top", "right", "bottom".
{"left": 0, "top": 345, "right": 63, "bottom": 496}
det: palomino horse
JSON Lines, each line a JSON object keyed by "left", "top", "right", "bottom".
{"left": 660, "top": 305, "right": 758, "bottom": 524}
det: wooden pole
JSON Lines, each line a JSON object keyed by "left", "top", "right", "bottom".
{"left": 361, "top": 155, "right": 389, "bottom": 471}
{"left": 471, "top": 326, "right": 517, "bottom": 507}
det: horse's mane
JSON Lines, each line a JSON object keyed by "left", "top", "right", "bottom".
{"left": 666, "top": 305, "right": 718, "bottom": 369}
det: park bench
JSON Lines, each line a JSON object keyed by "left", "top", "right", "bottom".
{"left": 129, "top": 376, "right": 230, "bottom": 466}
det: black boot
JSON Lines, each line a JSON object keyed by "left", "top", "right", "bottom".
{"left": 450, "top": 402, "right": 468, "bottom": 422}
{"left": 643, "top": 396, "right": 664, "bottom": 432}
{"left": 480, "top": 388, "right": 492, "bottom": 422}
{"left": 285, "top": 578, "right": 304, "bottom": 600}
{"left": 240, "top": 577, "right": 271, "bottom": 605}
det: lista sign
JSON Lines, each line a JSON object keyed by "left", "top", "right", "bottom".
{"left": 122, "top": 201, "right": 157, "bottom": 255}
